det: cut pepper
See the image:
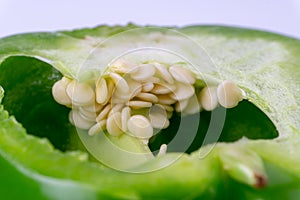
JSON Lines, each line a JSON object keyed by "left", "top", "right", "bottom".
{"left": 0, "top": 25, "right": 299, "bottom": 199}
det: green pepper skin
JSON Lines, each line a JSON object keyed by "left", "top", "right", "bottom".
{"left": 0, "top": 25, "right": 300, "bottom": 199}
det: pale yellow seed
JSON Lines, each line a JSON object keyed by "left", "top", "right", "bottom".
{"left": 157, "top": 144, "right": 167, "bottom": 156}
{"left": 66, "top": 80, "right": 95, "bottom": 106}
{"left": 156, "top": 94, "right": 177, "bottom": 105}
{"left": 127, "top": 79, "right": 142, "bottom": 98}
{"left": 141, "top": 76, "right": 160, "bottom": 84}
{"left": 127, "top": 101, "right": 152, "bottom": 109}
{"left": 79, "top": 107, "right": 97, "bottom": 120}
{"left": 111, "top": 87, "right": 130, "bottom": 103}
{"left": 182, "top": 95, "right": 201, "bottom": 115}
{"left": 88, "top": 119, "right": 106, "bottom": 136}
{"left": 170, "top": 82, "right": 195, "bottom": 101}
{"left": 217, "top": 80, "right": 243, "bottom": 108}
{"left": 69, "top": 110, "right": 95, "bottom": 130}
{"left": 169, "top": 65, "right": 195, "bottom": 84}
{"left": 106, "top": 79, "right": 115, "bottom": 104}
{"left": 82, "top": 102, "right": 103, "bottom": 113}
{"left": 110, "top": 59, "right": 139, "bottom": 74}
{"left": 108, "top": 104, "right": 124, "bottom": 117}
{"left": 95, "top": 77, "right": 109, "bottom": 104}
{"left": 52, "top": 77, "right": 72, "bottom": 106}
{"left": 111, "top": 92, "right": 129, "bottom": 104}
{"left": 121, "top": 107, "right": 131, "bottom": 132}
{"left": 106, "top": 112, "right": 123, "bottom": 136}
{"left": 135, "top": 93, "right": 158, "bottom": 103}
{"left": 175, "top": 98, "right": 189, "bottom": 112}
{"left": 154, "top": 63, "right": 174, "bottom": 84}
{"left": 96, "top": 104, "right": 112, "bottom": 122}
{"left": 142, "top": 82, "right": 154, "bottom": 92}
{"left": 156, "top": 104, "right": 174, "bottom": 113}
{"left": 111, "top": 79, "right": 141, "bottom": 102}
{"left": 130, "top": 64, "right": 155, "bottom": 81}
{"left": 151, "top": 83, "right": 176, "bottom": 95}
{"left": 149, "top": 105, "right": 169, "bottom": 129}
{"left": 167, "top": 111, "right": 173, "bottom": 119}
{"left": 110, "top": 97, "right": 127, "bottom": 104}
{"left": 127, "top": 115, "right": 153, "bottom": 139}
{"left": 78, "top": 109, "right": 96, "bottom": 123}
{"left": 198, "top": 86, "right": 219, "bottom": 111}
{"left": 109, "top": 72, "right": 129, "bottom": 93}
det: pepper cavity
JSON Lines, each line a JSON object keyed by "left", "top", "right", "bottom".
{"left": 52, "top": 60, "right": 244, "bottom": 153}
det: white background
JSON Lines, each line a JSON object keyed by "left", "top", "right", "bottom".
{"left": 0, "top": 0, "right": 300, "bottom": 39}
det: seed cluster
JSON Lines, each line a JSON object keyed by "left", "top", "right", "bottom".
{"left": 52, "top": 60, "right": 244, "bottom": 146}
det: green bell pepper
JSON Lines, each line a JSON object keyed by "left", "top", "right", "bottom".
{"left": 0, "top": 25, "right": 299, "bottom": 199}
